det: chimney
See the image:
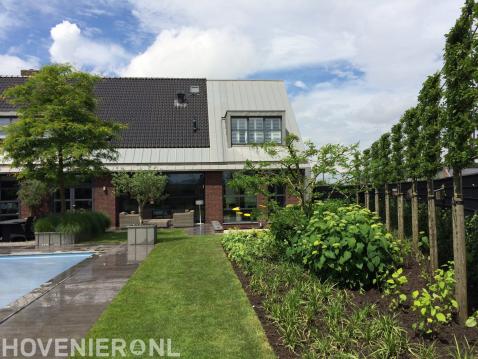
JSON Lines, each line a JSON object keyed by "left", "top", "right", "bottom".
{"left": 20, "top": 69, "right": 38, "bottom": 77}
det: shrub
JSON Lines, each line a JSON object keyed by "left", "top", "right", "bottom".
{"left": 381, "top": 267, "right": 408, "bottom": 309}
{"left": 268, "top": 205, "right": 307, "bottom": 248}
{"left": 222, "top": 230, "right": 279, "bottom": 267}
{"left": 34, "top": 211, "right": 110, "bottom": 239}
{"left": 288, "top": 203, "right": 402, "bottom": 289}
{"left": 411, "top": 262, "right": 458, "bottom": 334}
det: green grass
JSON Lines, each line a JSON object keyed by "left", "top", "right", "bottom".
{"left": 80, "top": 230, "right": 275, "bottom": 359}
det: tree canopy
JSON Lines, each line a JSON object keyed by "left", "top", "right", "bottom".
{"left": 402, "top": 107, "right": 421, "bottom": 181}
{"left": 441, "top": 0, "right": 478, "bottom": 171}
{"left": 1, "top": 64, "right": 124, "bottom": 212}
{"left": 417, "top": 73, "right": 442, "bottom": 179}
{"left": 112, "top": 171, "right": 168, "bottom": 223}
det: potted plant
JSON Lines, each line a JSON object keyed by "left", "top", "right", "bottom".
{"left": 112, "top": 171, "right": 168, "bottom": 245}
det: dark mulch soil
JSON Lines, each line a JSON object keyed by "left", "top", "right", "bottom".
{"left": 231, "top": 256, "right": 478, "bottom": 358}
{"left": 349, "top": 258, "right": 478, "bottom": 357}
{"left": 231, "top": 261, "right": 298, "bottom": 359}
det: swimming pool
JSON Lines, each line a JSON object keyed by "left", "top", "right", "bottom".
{"left": 0, "top": 252, "right": 92, "bottom": 308}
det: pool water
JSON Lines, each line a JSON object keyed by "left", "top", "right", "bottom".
{"left": 0, "top": 252, "right": 92, "bottom": 308}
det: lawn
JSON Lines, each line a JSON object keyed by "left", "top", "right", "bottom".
{"left": 80, "top": 230, "right": 275, "bottom": 359}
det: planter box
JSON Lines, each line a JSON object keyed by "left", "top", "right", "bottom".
{"left": 127, "top": 225, "right": 157, "bottom": 245}
{"left": 35, "top": 232, "right": 78, "bottom": 247}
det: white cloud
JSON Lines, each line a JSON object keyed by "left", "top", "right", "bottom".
{"left": 292, "top": 81, "right": 417, "bottom": 148}
{"left": 49, "top": 20, "right": 130, "bottom": 75}
{"left": 122, "top": 27, "right": 256, "bottom": 78}
{"left": 293, "top": 80, "right": 308, "bottom": 90}
{"left": 0, "top": 54, "right": 39, "bottom": 76}
{"left": 123, "top": 0, "right": 463, "bottom": 146}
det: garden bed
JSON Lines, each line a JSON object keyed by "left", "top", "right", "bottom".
{"left": 231, "top": 261, "right": 298, "bottom": 359}
{"left": 230, "top": 255, "right": 478, "bottom": 359}
{"left": 351, "top": 258, "right": 478, "bottom": 357}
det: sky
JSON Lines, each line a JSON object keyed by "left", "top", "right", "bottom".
{"left": 0, "top": 0, "right": 465, "bottom": 148}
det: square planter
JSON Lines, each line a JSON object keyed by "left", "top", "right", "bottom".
{"left": 35, "top": 232, "right": 78, "bottom": 247}
{"left": 127, "top": 225, "right": 157, "bottom": 245}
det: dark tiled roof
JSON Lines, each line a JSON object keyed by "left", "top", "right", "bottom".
{"left": 0, "top": 77, "right": 210, "bottom": 148}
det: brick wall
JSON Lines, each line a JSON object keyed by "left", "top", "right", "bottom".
{"left": 285, "top": 187, "right": 300, "bottom": 205}
{"left": 92, "top": 176, "right": 117, "bottom": 227}
{"left": 19, "top": 197, "right": 50, "bottom": 218}
{"left": 205, "top": 171, "right": 223, "bottom": 223}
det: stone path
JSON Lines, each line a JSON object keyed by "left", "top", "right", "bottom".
{"left": 0, "top": 244, "right": 143, "bottom": 358}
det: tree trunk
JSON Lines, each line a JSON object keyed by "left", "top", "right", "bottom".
{"left": 411, "top": 181, "right": 419, "bottom": 254}
{"left": 374, "top": 188, "right": 380, "bottom": 216}
{"left": 452, "top": 169, "right": 468, "bottom": 324}
{"left": 355, "top": 187, "right": 360, "bottom": 206}
{"left": 138, "top": 202, "right": 144, "bottom": 225}
{"left": 58, "top": 150, "right": 66, "bottom": 214}
{"left": 397, "top": 186, "right": 405, "bottom": 241}
{"left": 365, "top": 190, "right": 370, "bottom": 210}
{"left": 427, "top": 178, "right": 438, "bottom": 274}
{"left": 385, "top": 183, "right": 391, "bottom": 232}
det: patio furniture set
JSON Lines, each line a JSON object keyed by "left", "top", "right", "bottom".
{"left": 119, "top": 210, "right": 195, "bottom": 229}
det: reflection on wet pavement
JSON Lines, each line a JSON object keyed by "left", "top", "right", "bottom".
{"left": 0, "top": 244, "right": 155, "bottom": 357}
{"left": 127, "top": 244, "right": 155, "bottom": 264}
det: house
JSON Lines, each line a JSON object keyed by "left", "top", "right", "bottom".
{"left": 0, "top": 75, "right": 305, "bottom": 227}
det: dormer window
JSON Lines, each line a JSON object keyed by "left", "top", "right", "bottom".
{"left": 174, "top": 92, "right": 187, "bottom": 108}
{"left": 231, "top": 116, "right": 282, "bottom": 145}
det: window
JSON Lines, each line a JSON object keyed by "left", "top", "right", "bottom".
{"left": 0, "top": 117, "right": 16, "bottom": 139}
{"left": 231, "top": 116, "right": 282, "bottom": 145}
{"left": 0, "top": 177, "right": 19, "bottom": 220}
{"left": 118, "top": 173, "right": 205, "bottom": 222}
{"left": 268, "top": 184, "right": 286, "bottom": 207}
{"left": 54, "top": 185, "right": 92, "bottom": 212}
{"left": 223, "top": 172, "right": 257, "bottom": 222}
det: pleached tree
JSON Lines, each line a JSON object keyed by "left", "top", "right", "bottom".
{"left": 378, "top": 133, "right": 393, "bottom": 231}
{"left": 391, "top": 122, "right": 405, "bottom": 240}
{"left": 402, "top": 107, "right": 421, "bottom": 254}
{"left": 370, "top": 141, "right": 381, "bottom": 216}
{"left": 441, "top": 0, "right": 478, "bottom": 324}
{"left": 362, "top": 148, "right": 372, "bottom": 210}
{"left": 417, "top": 72, "right": 442, "bottom": 274}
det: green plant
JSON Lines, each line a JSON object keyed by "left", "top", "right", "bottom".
{"left": 288, "top": 203, "right": 402, "bottom": 289}
{"left": 465, "top": 311, "right": 478, "bottom": 328}
{"left": 382, "top": 268, "right": 408, "bottom": 309}
{"left": 17, "top": 179, "right": 50, "bottom": 214}
{"left": 268, "top": 204, "right": 307, "bottom": 249}
{"left": 450, "top": 336, "right": 477, "bottom": 359}
{"left": 411, "top": 262, "right": 458, "bottom": 334}
{"left": 112, "top": 171, "right": 168, "bottom": 223}
{"left": 34, "top": 211, "right": 110, "bottom": 239}
{"left": 222, "top": 229, "right": 279, "bottom": 267}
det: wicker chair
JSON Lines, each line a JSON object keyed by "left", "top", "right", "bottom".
{"left": 173, "top": 210, "right": 195, "bottom": 228}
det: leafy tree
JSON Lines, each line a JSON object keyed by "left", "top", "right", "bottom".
{"left": 362, "top": 148, "right": 372, "bottom": 209}
{"left": 417, "top": 72, "right": 442, "bottom": 273}
{"left": 402, "top": 106, "right": 421, "bottom": 252}
{"left": 230, "top": 134, "right": 315, "bottom": 217}
{"left": 350, "top": 149, "right": 363, "bottom": 205}
{"left": 112, "top": 171, "right": 168, "bottom": 224}
{"left": 441, "top": 0, "right": 478, "bottom": 323}
{"left": 369, "top": 141, "right": 381, "bottom": 215}
{"left": 378, "top": 133, "right": 393, "bottom": 231}
{"left": 315, "top": 142, "right": 359, "bottom": 199}
{"left": 391, "top": 122, "right": 405, "bottom": 240}
{"left": 17, "top": 179, "right": 50, "bottom": 217}
{"left": 1, "top": 64, "right": 124, "bottom": 213}
{"left": 231, "top": 134, "right": 356, "bottom": 218}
